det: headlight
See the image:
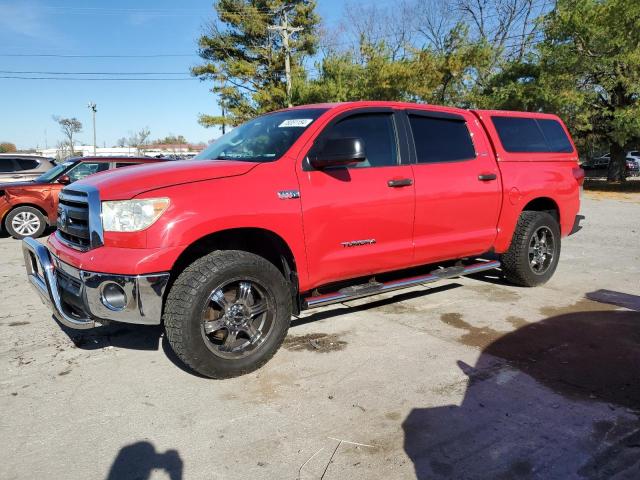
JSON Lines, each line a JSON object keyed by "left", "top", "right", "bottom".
{"left": 102, "top": 198, "right": 170, "bottom": 232}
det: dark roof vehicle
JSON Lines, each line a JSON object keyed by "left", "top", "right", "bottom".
{"left": 1, "top": 156, "right": 163, "bottom": 239}
{"left": 581, "top": 156, "right": 639, "bottom": 178}
{"left": 0, "top": 154, "right": 56, "bottom": 183}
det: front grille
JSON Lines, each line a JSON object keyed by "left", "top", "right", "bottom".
{"left": 57, "top": 189, "right": 91, "bottom": 250}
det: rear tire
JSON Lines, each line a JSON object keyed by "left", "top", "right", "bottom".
{"left": 163, "top": 250, "right": 292, "bottom": 379}
{"left": 5, "top": 206, "right": 47, "bottom": 239}
{"left": 501, "top": 211, "right": 561, "bottom": 287}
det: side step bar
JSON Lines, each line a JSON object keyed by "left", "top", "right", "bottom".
{"left": 302, "top": 260, "right": 500, "bottom": 310}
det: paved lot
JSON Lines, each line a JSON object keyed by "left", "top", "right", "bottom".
{"left": 1, "top": 194, "right": 639, "bottom": 480}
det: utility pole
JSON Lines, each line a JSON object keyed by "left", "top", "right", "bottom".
{"left": 268, "top": 9, "right": 303, "bottom": 108}
{"left": 88, "top": 102, "right": 97, "bottom": 155}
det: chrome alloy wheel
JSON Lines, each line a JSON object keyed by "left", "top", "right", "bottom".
{"left": 200, "top": 278, "right": 274, "bottom": 359}
{"left": 528, "top": 226, "right": 555, "bottom": 275}
{"left": 11, "top": 211, "right": 41, "bottom": 236}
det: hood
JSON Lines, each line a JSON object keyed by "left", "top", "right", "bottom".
{"left": 75, "top": 160, "right": 259, "bottom": 200}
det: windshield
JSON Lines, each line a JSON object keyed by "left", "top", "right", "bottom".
{"left": 34, "top": 161, "right": 73, "bottom": 182}
{"left": 195, "top": 108, "right": 327, "bottom": 162}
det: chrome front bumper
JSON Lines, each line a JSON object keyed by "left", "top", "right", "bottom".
{"left": 22, "top": 237, "right": 170, "bottom": 330}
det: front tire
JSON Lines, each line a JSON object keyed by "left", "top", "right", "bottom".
{"left": 163, "top": 250, "right": 292, "bottom": 378}
{"left": 501, "top": 211, "right": 561, "bottom": 287}
{"left": 5, "top": 206, "right": 47, "bottom": 239}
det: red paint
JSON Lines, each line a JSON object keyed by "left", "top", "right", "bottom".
{"left": 48, "top": 102, "right": 581, "bottom": 293}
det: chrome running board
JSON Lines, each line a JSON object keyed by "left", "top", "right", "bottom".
{"left": 302, "top": 260, "right": 500, "bottom": 309}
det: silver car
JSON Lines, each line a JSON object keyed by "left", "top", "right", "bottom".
{"left": 0, "top": 154, "right": 56, "bottom": 183}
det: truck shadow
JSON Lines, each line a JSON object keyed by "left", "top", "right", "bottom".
{"left": 402, "top": 307, "right": 640, "bottom": 479}
{"left": 58, "top": 321, "right": 208, "bottom": 377}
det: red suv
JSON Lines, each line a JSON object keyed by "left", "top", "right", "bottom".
{"left": 1, "top": 157, "right": 162, "bottom": 239}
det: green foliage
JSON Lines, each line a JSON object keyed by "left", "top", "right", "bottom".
{"left": 482, "top": 0, "right": 640, "bottom": 180}
{"left": 297, "top": 25, "right": 493, "bottom": 107}
{"left": 0, "top": 142, "right": 17, "bottom": 153}
{"left": 195, "top": 0, "right": 639, "bottom": 182}
{"left": 193, "top": 0, "right": 319, "bottom": 128}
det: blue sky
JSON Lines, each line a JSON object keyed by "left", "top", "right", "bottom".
{"left": 0, "top": 0, "right": 351, "bottom": 149}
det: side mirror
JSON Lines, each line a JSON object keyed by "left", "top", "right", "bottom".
{"left": 58, "top": 174, "right": 71, "bottom": 185}
{"left": 309, "top": 137, "right": 366, "bottom": 169}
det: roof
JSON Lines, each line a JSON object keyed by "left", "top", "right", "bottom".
{"left": 67, "top": 156, "right": 164, "bottom": 163}
{"left": 0, "top": 153, "right": 54, "bottom": 160}
{"left": 287, "top": 100, "right": 470, "bottom": 115}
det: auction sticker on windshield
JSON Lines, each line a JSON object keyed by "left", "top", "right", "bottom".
{"left": 279, "top": 119, "right": 313, "bottom": 128}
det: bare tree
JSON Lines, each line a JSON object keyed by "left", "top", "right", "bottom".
{"left": 116, "top": 137, "right": 127, "bottom": 147}
{"left": 412, "top": 0, "right": 457, "bottom": 53}
{"left": 454, "top": 0, "right": 548, "bottom": 62}
{"left": 128, "top": 127, "right": 151, "bottom": 155}
{"left": 53, "top": 116, "right": 82, "bottom": 156}
{"left": 327, "top": 0, "right": 416, "bottom": 60}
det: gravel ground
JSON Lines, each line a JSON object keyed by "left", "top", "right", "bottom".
{"left": 0, "top": 194, "right": 639, "bottom": 480}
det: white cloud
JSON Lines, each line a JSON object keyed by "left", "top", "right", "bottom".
{"left": 0, "top": 0, "right": 54, "bottom": 39}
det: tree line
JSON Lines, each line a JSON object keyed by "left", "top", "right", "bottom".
{"left": 193, "top": 0, "right": 640, "bottom": 182}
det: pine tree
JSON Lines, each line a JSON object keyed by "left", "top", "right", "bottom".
{"left": 193, "top": 0, "right": 319, "bottom": 129}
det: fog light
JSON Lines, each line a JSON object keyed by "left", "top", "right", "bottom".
{"left": 101, "top": 282, "right": 127, "bottom": 310}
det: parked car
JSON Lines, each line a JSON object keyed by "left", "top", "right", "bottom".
{"left": 1, "top": 157, "right": 162, "bottom": 239}
{"left": 0, "top": 154, "right": 56, "bottom": 183}
{"left": 23, "top": 102, "right": 583, "bottom": 378}
{"left": 627, "top": 150, "right": 640, "bottom": 168}
{"left": 582, "top": 154, "right": 639, "bottom": 177}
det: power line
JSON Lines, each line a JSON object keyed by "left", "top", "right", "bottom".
{"left": 0, "top": 76, "right": 195, "bottom": 81}
{"left": 0, "top": 70, "right": 189, "bottom": 75}
{"left": 0, "top": 53, "right": 195, "bottom": 58}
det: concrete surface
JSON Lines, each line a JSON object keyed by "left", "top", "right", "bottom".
{"left": 1, "top": 194, "right": 639, "bottom": 480}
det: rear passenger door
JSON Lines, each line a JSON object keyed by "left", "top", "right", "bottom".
{"left": 405, "top": 109, "right": 501, "bottom": 264}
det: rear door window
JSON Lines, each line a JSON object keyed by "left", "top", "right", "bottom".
{"left": 16, "top": 159, "right": 40, "bottom": 170}
{"left": 409, "top": 115, "right": 476, "bottom": 163}
{"left": 491, "top": 116, "right": 574, "bottom": 153}
{"left": 115, "top": 162, "right": 141, "bottom": 168}
{"left": 0, "top": 158, "right": 17, "bottom": 172}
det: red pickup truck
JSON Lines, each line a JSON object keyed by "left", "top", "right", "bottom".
{"left": 22, "top": 101, "right": 584, "bottom": 378}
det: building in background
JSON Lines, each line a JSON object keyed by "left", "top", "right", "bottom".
{"left": 37, "top": 143, "right": 206, "bottom": 160}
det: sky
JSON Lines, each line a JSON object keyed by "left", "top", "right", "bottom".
{"left": 0, "top": 0, "right": 351, "bottom": 149}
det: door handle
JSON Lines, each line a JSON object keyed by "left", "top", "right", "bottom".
{"left": 478, "top": 173, "right": 497, "bottom": 181}
{"left": 387, "top": 178, "right": 413, "bottom": 187}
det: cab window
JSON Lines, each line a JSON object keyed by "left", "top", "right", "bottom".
{"left": 319, "top": 113, "right": 398, "bottom": 168}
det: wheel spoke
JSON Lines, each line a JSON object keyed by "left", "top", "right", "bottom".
{"left": 210, "top": 289, "right": 230, "bottom": 310}
{"left": 241, "top": 322, "right": 261, "bottom": 343}
{"left": 221, "top": 330, "right": 238, "bottom": 351}
{"left": 203, "top": 318, "right": 226, "bottom": 334}
{"left": 249, "top": 300, "right": 267, "bottom": 317}
{"left": 238, "top": 281, "right": 252, "bottom": 303}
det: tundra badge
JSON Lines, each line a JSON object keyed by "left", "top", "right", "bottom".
{"left": 277, "top": 190, "right": 300, "bottom": 199}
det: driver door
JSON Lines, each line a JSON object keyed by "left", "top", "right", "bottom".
{"left": 297, "top": 109, "right": 415, "bottom": 288}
